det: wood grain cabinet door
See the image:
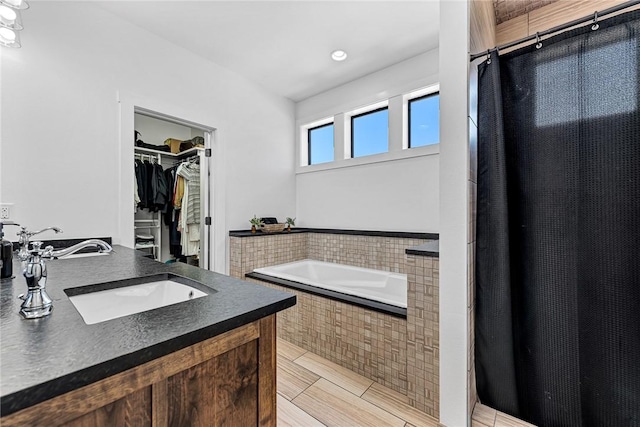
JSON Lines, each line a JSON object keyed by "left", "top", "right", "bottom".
{"left": 1, "top": 317, "right": 277, "bottom": 427}
{"left": 158, "top": 340, "right": 259, "bottom": 427}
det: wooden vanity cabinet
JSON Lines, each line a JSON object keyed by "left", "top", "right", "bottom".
{"left": 1, "top": 315, "right": 277, "bottom": 427}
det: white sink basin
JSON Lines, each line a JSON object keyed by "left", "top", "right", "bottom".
{"left": 66, "top": 275, "right": 209, "bottom": 325}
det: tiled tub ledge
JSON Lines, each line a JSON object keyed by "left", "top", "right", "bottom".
{"left": 406, "top": 240, "right": 440, "bottom": 257}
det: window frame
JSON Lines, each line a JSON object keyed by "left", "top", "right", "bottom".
{"left": 307, "top": 122, "right": 334, "bottom": 166}
{"left": 408, "top": 91, "right": 440, "bottom": 149}
{"left": 350, "top": 106, "right": 389, "bottom": 159}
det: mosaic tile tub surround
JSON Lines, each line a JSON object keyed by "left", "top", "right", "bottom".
{"left": 229, "top": 229, "right": 439, "bottom": 418}
{"left": 229, "top": 232, "right": 307, "bottom": 278}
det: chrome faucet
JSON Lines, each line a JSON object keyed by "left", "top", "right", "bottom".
{"left": 20, "top": 241, "right": 54, "bottom": 319}
{"left": 19, "top": 237, "right": 113, "bottom": 319}
{"left": 46, "top": 239, "right": 113, "bottom": 259}
{"left": 16, "top": 226, "right": 63, "bottom": 262}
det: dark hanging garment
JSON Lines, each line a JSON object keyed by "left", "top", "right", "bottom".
{"left": 151, "top": 163, "right": 169, "bottom": 212}
{"left": 161, "top": 166, "right": 181, "bottom": 258}
{"left": 169, "top": 209, "right": 182, "bottom": 257}
{"left": 475, "top": 10, "right": 640, "bottom": 427}
{"left": 164, "top": 167, "right": 176, "bottom": 225}
{"left": 143, "top": 161, "right": 156, "bottom": 212}
{"left": 135, "top": 159, "right": 147, "bottom": 209}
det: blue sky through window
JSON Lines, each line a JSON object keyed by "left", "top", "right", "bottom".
{"left": 352, "top": 108, "right": 388, "bottom": 157}
{"left": 308, "top": 124, "right": 334, "bottom": 165}
{"left": 409, "top": 94, "right": 439, "bottom": 147}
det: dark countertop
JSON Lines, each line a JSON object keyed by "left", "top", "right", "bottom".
{"left": 0, "top": 245, "right": 295, "bottom": 416}
{"left": 230, "top": 227, "right": 439, "bottom": 240}
{"left": 405, "top": 240, "right": 440, "bottom": 257}
{"left": 230, "top": 228, "right": 308, "bottom": 237}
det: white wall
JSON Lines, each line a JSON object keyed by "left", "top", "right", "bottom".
{"left": 0, "top": 2, "right": 295, "bottom": 272}
{"left": 439, "top": 1, "right": 472, "bottom": 425}
{"left": 295, "top": 50, "right": 440, "bottom": 232}
{"left": 297, "top": 156, "right": 438, "bottom": 231}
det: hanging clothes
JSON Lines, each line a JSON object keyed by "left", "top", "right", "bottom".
{"left": 143, "top": 160, "right": 155, "bottom": 211}
{"left": 134, "top": 161, "right": 142, "bottom": 209}
{"left": 134, "top": 159, "right": 147, "bottom": 209}
{"left": 163, "top": 166, "right": 182, "bottom": 257}
{"left": 179, "top": 163, "right": 200, "bottom": 225}
{"left": 134, "top": 178, "right": 140, "bottom": 207}
{"left": 134, "top": 156, "right": 169, "bottom": 213}
{"left": 163, "top": 166, "right": 177, "bottom": 225}
{"left": 173, "top": 174, "right": 185, "bottom": 209}
{"left": 151, "top": 162, "right": 169, "bottom": 212}
{"left": 176, "top": 161, "right": 200, "bottom": 257}
{"left": 170, "top": 209, "right": 182, "bottom": 258}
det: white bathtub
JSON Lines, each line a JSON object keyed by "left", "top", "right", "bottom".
{"left": 253, "top": 259, "right": 407, "bottom": 308}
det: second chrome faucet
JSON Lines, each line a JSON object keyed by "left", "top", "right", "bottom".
{"left": 16, "top": 226, "right": 63, "bottom": 262}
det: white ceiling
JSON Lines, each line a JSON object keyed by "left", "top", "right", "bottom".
{"left": 95, "top": 1, "right": 440, "bottom": 102}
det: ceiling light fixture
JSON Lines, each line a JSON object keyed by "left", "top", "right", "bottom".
{"left": 0, "top": 0, "right": 29, "bottom": 10}
{"left": 0, "top": 26, "right": 19, "bottom": 47}
{"left": 331, "top": 50, "right": 347, "bottom": 62}
{"left": 0, "top": 0, "right": 27, "bottom": 48}
{"left": 0, "top": 5, "right": 23, "bottom": 30}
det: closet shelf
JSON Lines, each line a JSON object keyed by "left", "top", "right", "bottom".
{"left": 135, "top": 243, "right": 159, "bottom": 249}
{"left": 134, "top": 146, "right": 203, "bottom": 159}
{"left": 135, "top": 225, "right": 160, "bottom": 229}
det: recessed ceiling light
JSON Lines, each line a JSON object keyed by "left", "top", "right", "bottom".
{"left": 331, "top": 50, "right": 347, "bottom": 62}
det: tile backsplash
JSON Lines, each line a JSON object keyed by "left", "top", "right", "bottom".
{"left": 229, "top": 233, "right": 307, "bottom": 278}
{"left": 308, "top": 233, "right": 426, "bottom": 274}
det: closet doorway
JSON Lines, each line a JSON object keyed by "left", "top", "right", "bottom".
{"left": 133, "top": 107, "right": 214, "bottom": 270}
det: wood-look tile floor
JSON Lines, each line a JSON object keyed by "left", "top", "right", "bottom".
{"left": 276, "top": 338, "right": 537, "bottom": 427}
{"left": 276, "top": 338, "right": 439, "bottom": 427}
{"left": 471, "top": 403, "right": 537, "bottom": 427}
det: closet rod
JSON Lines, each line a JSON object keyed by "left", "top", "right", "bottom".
{"left": 469, "top": 0, "right": 640, "bottom": 62}
{"left": 134, "top": 153, "right": 159, "bottom": 162}
{"left": 178, "top": 154, "right": 200, "bottom": 164}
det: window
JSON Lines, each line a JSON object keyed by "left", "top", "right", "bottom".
{"left": 351, "top": 107, "right": 388, "bottom": 158}
{"left": 408, "top": 93, "right": 439, "bottom": 148}
{"left": 308, "top": 123, "right": 334, "bottom": 165}
{"left": 300, "top": 86, "right": 439, "bottom": 170}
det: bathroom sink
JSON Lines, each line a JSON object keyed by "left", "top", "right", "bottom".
{"left": 65, "top": 274, "right": 210, "bottom": 325}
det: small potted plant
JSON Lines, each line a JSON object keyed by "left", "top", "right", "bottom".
{"left": 285, "top": 217, "right": 296, "bottom": 232}
{"left": 249, "top": 215, "right": 263, "bottom": 234}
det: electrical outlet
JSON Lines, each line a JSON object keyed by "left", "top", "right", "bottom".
{"left": 1, "top": 205, "right": 10, "bottom": 220}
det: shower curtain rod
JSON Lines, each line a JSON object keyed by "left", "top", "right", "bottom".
{"left": 469, "top": 0, "right": 640, "bottom": 62}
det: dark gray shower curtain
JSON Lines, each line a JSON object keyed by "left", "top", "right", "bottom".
{"left": 476, "top": 10, "right": 640, "bottom": 427}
